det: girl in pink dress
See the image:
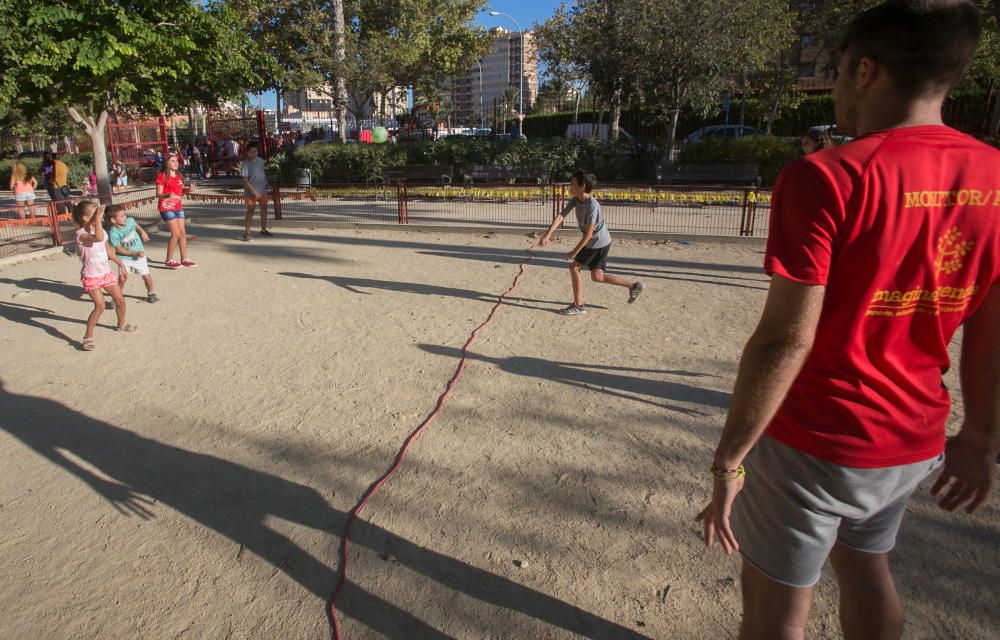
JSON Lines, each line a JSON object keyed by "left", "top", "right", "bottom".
{"left": 73, "top": 201, "right": 136, "bottom": 351}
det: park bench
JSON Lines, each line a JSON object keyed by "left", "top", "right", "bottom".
{"left": 463, "top": 165, "right": 551, "bottom": 185}
{"left": 656, "top": 164, "right": 761, "bottom": 188}
{"left": 378, "top": 164, "right": 453, "bottom": 185}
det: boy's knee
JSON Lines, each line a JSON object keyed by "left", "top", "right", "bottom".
{"left": 591, "top": 272, "right": 603, "bottom": 282}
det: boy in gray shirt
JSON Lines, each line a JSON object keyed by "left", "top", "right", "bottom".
{"left": 538, "top": 170, "right": 643, "bottom": 315}
{"left": 240, "top": 144, "right": 272, "bottom": 241}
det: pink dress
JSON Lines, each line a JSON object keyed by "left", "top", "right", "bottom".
{"left": 77, "top": 227, "right": 116, "bottom": 292}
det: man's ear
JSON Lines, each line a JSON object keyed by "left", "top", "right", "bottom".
{"left": 854, "top": 56, "right": 878, "bottom": 92}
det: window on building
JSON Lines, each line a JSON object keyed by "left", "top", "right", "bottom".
{"left": 798, "top": 62, "right": 816, "bottom": 78}
{"left": 800, "top": 35, "right": 817, "bottom": 48}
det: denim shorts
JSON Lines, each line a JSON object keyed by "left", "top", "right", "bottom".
{"left": 731, "top": 435, "right": 942, "bottom": 588}
{"left": 160, "top": 209, "right": 185, "bottom": 222}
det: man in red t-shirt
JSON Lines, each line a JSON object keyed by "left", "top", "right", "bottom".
{"left": 697, "top": 2, "right": 999, "bottom": 638}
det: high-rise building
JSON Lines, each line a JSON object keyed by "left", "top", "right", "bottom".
{"left": 450, "top": 27, "right": 538, "bottom": 126}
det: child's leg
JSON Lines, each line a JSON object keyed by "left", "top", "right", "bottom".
{"left": 259, "top": 199, "right": 269, "bottom": 231}
{"left": 591, "top": 268, "right": 635, "bottom": 289}
{"left": 142, "top": 274, "right": 155, "bottom": 294}
{"left": 27, "top": 200, "right": 35, "bottom": 217}
{"left": 105, "top": 284, "right": 126, "bottom": 327}
{"left": 569, "top": 262, "right": 585, "bottom": 306}
{"left": 16, "top": 202, "right": 25, "bottom": 219}
{"left": 85, "top": 289, "right": 105, "bottom": 339}
{"left": 244, "top": 200, "right": 255, "bottom": 236}
{"left": 166, "top": 219, "right": 179, "bottom": 262}
{"left": 176, "top": 219, "right": 188, "bottom": 259}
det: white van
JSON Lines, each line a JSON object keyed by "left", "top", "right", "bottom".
{"left": 566, "top": 123, "right": 632, "bottom": 141}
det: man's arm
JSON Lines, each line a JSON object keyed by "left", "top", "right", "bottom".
{"left": 697, "top": 275, "right": 825, "bottom": 554}
{"left": 931, "top": 283, "right": 1000, "bottom": 513}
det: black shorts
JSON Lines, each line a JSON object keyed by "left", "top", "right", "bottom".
{"left": 574, "top": 244, "right": 610, "bottom": 271}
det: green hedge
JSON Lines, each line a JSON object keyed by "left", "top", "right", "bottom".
{"left": 268, "top": 137, "right": 668, "bottom": 184}
{"left": 1, "top": 155, "right": 95, "bottom": 192}
{"left": 678, "top": 136, "right": 801, "bottom": 185}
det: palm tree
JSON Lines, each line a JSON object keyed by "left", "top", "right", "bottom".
{"left": 500, "top": 87, "right": 519, "bottom": 134}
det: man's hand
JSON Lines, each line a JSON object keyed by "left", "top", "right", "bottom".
{"left": 695, "top": 475, "right": 745, "bottom": 555}
{"left": 537, "top": 236, "right": 552, "bottom": 248}
{"left": 931, "top": 433, "right": 997, "bottom": 513}
{"left": 136, "top": 251, "right": 145, "bottom": 259}
{"left": 565, "top": 250, "right": 578, "bottom": 262}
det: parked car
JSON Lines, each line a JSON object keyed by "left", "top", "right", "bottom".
{"left": 807, "top": 124, "right": 853, "bottom": 145}
{"left": 684, "top": 125, "right": 764, "bottom": 145}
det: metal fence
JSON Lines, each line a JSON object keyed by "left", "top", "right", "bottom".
{"left": 0, "top": 180, "right": 768, "bottom": 260}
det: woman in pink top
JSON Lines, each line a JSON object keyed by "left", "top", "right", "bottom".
{"left": 9, "top": 162, "right": 38, "bottom": 219}
{"left": 72, "top": 201, "right": 136, "bottom": 351}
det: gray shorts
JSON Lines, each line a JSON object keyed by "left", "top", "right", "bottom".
{"left": 731, "top": 435, "right": 943, "bottom": 588}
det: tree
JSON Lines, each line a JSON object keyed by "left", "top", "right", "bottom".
{"left": 568, "top": 0, "right": 645, "bottom": 140}
{"left": 0, "top": 1, "right": 273, "bottom": 202}
{"left": 533, "top": 2, "right": 590, "bottom": 122}
{"left": 631, "top": 0, "right": 795, "bottom": 153}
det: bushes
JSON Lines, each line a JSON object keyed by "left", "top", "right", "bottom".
{"left": 678, "top": 135, "right": 801, "bottom": 185}
{"left": 269, "top": 137, "right": 668, "bottom": 184}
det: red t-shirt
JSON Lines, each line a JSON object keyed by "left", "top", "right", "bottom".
{"left": 764, "top": 125, "right": 1000, "bottom": 468}
{"left": 155, "top": 171, "right": 184, "bottom": 212}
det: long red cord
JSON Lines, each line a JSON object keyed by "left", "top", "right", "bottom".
{"left": 328, "top": 248, "right": 536, "bottom": 639}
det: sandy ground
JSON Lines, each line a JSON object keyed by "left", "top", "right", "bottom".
{"left": 0, "top": 223, "right": 996, "bottom": 640}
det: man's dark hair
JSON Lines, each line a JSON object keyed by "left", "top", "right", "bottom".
{"left": 839, "top": 1, "right": 982, "bottom": 99}
{"left": 571, "top": 170, "right": 597, "bottom": 193}
{"left": 246, "top": 143, "right": 259, "bottom": 152}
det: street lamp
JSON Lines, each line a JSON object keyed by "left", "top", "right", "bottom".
{"left": 487, "top": 9, "right": 524, "bottom": 126}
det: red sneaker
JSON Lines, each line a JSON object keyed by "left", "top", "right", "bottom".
{"left": 165, "top": 260, "right": 181, "bottom": 269}
{"left": 181, "top": 258, "right": 197, "bottom": 267}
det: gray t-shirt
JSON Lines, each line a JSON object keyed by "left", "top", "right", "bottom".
{"left": 241, "top": 157, "right": 269, "bottom": 196}
{"left": 561, "top": 196, "right": 611, "bottom": 249}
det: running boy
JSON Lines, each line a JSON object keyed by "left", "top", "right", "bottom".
{"left": 240, "top": 143, "right": 272, "bottom": 241}
{"left": 107, "top": 205, "right": 158, "bottom": 303}
{"left": 538, "top": 170, "right": 643, "bottom": 315}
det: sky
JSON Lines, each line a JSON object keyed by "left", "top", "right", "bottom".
{"left": 249, "top": 0, "right": 563, "bottom": 110}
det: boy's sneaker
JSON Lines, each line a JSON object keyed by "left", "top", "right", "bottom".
{"left": 628, "top": 282, "right": 645, "bottom": 304}
{"left": 557, "top": 304, "right": 587, "bottom": 316}
{"left": 165, "top": 260, "right": 181, "bottom": 269}
{"left": 181, "top": 258, "right": 197, "bottom": 267}
{"left": 147, "top": 293, "right": 159, "bottom": 303}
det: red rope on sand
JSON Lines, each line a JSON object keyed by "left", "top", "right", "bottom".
{"left": 328, "top": 248, "right": 536, "bottom": 639}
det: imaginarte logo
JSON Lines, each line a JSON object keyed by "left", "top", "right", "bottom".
{"left": 934, "top": 227, "right": 974, "bottom": 275}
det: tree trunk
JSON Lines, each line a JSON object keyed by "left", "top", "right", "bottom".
{"left": 332, "top": 0, "right": 349, "bottom": 143}
{"left": 609, "top": 87, "right": 622, "bottom": 141}
{"left": 664, "top": 107, "right": 681, "bottom": 166}
{"left": 573, "top": 88, "right": 581, "bottom": 124}
{"left": 68, "top": 107, "right": 112, "bottom": 205}
{"left": 765, "top": 77, "right": 785, "bottom": 136}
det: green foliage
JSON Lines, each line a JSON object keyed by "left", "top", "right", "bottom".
{"left": 269, "top": 138, "right": 670, "bottom": 184}
{"left": 0, "top": 1, "right": 271, "bottom": 117}
{"left": 678, "top": 136, "right": 801, "bottom": 186}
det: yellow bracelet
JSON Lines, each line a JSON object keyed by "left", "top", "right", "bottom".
{"left": 710, "top": 464, "right": 746, "bottom": 481}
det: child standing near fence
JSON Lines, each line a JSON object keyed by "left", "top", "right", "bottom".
{"left": 73, "top": 201, "right": 137, "bottom": 351}
{"left": 106, "top": 205, "right": 158, "bottom": 303}
{"left": 537, "top": 170, "right": 644, "bottom": 315}
{"left": 8, "top": 162, "right": 37, "bottom": 219}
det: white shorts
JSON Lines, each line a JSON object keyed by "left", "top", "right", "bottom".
{"left": 122, "top": 256, "right": 150, "bottom": 276}
{"left": 15, "top": 192, "right": 35, "bottom": 202}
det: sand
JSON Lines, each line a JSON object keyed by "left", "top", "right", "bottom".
{"left": 0, "top": 223, "right": 996, "bottom": 639}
